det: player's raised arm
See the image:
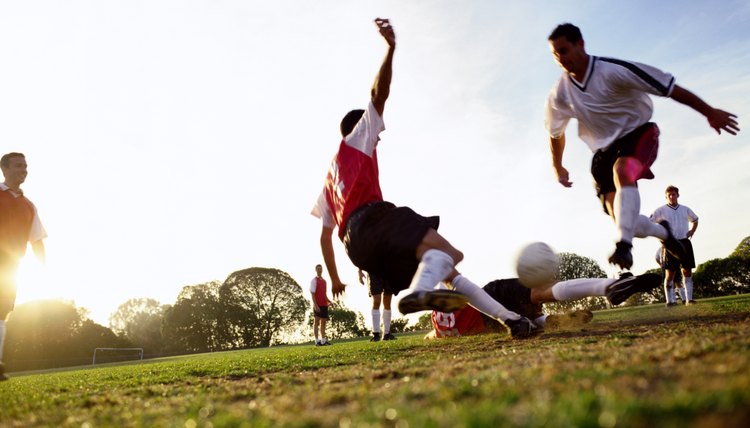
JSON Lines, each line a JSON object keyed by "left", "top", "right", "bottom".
{"left": 371, "top": 18, "right": 396, "bottom": 117}
{"left": 550, "top": 135, "right": 573, "bottom": 187}
{"left": 669, "top": 85, "right": 740, "bottom": 135}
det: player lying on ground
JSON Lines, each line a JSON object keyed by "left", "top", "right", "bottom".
{"left": 427, "top": 272, "right": 660, "bottom": 338}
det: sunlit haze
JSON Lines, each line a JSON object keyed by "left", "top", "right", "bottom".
{"left": 2, "top": 1, "right": 748, "bottom": 328}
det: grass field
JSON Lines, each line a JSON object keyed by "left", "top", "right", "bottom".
{"left": 2, "top": 295, "right": 749, "bottom": 427}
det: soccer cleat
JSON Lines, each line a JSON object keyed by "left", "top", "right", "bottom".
{"left": 665, "top": 302, "right": 679, "bottom": 307}
{"left": 323, "top": 341, "right": 332, "bottom": 346}
{"left": 370, "top": 332, "right": 381, "bottom": 342}
{"left": 0, "top": 363, "right": 8, "bottom": 381}
{"left": 382, "top": 333, "right": 397, "bottom": 341}
{"left": 608, "top": 241, "right": 633, "bottom": 270}
{"left": 658, "top": 220, "right": 687, "bottom": 262}
{"left": 504, "top": 316, "right": 539, "bottom": 339}
{"left": 546, "top": 310, "right": 594, "bottom": 329}
{"left": 397, "top": 290, "right": 469, "bottom": 315}
{"left": 606, "top": 272, "right": 661, "bottom": 306}
{"left": 687, "top": 300, "right": 697, "bottom": 305}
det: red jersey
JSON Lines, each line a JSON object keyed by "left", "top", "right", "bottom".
{"left": 0, "top": 188, "right": 36, "bottom": 259}
{"left": 431, "top": 306, "right": 486, "bottom": 337}
{"left": 310, "top": 276, "right": 328, "bottom": 307}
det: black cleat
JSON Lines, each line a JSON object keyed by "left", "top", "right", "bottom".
{"left": 665, "top": 302, "right": 679, "bottom": 307}
{"left": 504, "top": 316, "right": 539, "bottom": 339}
{"left": 398, "top": 290, "right": 469, "bottom": 315}
{"left": 606, "top": 272, "right": 662, "bottom": 306}
{"left": 658, "top": 220, "right": 687, "bottom": 261}
{"left": 382, "top": 333, "right": 397, "bottom": 341}
{"left": 370, "top": 332, "right": 381, "bottom": 342}
{"left": 608, "top": 241, "right": 633, "bottom": 270}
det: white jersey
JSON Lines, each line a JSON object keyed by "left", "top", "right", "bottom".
{"left": 650, "top": 204, "right": 698, "bottom": 240}
{"left": 545, "top": 56, "right": 676, "bottom": 152}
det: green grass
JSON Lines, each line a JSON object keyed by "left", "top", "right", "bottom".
{"left": 2, "top": 296, "right": 750, "bottom": 427}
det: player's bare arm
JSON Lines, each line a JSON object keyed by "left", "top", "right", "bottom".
{"left": 31, "top": 240, "right": 46, "bottom": 263}
{"left": 320, "top": 225, "right": 346, "bottom": 298}
{"left": 371, "top": 18, "right": 396, "bottom": 117}
{"left": 550, "top": 135, "right": 573, "bottom": 187}
{"left": 670, "top": 85, "right": 740, "bottom": 135}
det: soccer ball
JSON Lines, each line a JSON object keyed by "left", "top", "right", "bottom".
{"left": 515, "top": 242, "right": 560, "bottom": 289}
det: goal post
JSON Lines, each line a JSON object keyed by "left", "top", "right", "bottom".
{"left": 92, "top": 347, "right": 144, "bottom": 365}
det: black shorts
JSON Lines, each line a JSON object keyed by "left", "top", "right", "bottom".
{"left": 662, "top": 239, "right": 696, "bottom": 270}
{"left": 591, "top": 122, "right": 659, "bottom": 213}
{"left": 344, "top": 201, "right": 439, "bottom": 296}
{"left": 314, "top": 305, "right": 329, "bottom": 320}
{"left": 482, "top": 279, "right": 544, "bottom": 320}
{"left": 367, "top": 274, "right": 388, "bottom": 296}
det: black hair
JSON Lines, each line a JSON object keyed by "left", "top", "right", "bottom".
{"left": 548, "top": 23, "right": 583, "bottom": 43}
{"left": 340, "top": 109, "right": 365, "bottom": 137}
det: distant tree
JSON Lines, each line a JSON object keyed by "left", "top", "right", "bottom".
{"left": 389, "top": 317, "right": 409, "bottom": 334}
{"left": 693, "top": 256, "right": 750, "bottom": 297}
{"left": 162, "top": 281, "right": 224, "bottom": 353}
{"left": 4, "top": 300, "right": 125, "bottom": 371}
{"left": 324, "top": 304, "right": 368, "bottom": 339}
{"left": 109, "top": 298, "right": 168, "bottom": 355}
{"left": 545, "top": 252, "right": 610, "bottom": 313}
{"left": 220, "top": 268, "right": 307, "bottom": 347}
{"left": 731, "top": 236, "right": 750, "bottom": 259}
{"left": 410, "top": 313, "right": 433, "bottom": 332}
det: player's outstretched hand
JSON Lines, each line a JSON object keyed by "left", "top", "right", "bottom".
{"left": 708, "top": 108, "right": 740, "bottom": 135}
{"left": 554, "top": 165, "right": 573, "bottom": 187}
{"left": 332, "top": 280, "right": 347, "bottom": 299}
{"left": 375, "top": 18, "right": 395, "bottom": 47}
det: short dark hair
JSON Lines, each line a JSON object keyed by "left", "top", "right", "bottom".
{"left": 1, "top": 152, "right": 25, "bottom": 168}
{"left": 548, "top": 23, "right": 583, "bottom": 43}
{"left": 340, "top": 109, "right": 365, "bottom": 137}
{"left": 665, "top": 185, "right": 679, "bottom": 195}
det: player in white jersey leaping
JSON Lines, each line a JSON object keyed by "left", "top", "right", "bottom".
{"left": 311, "top": 18, "right": 538, "bottom": 339}
{"left": 544, "top": 23, "right": 739, "bottom": 271}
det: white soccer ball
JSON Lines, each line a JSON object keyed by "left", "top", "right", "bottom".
{"left": 515, "top": 242, "right": 560, "bottom": 289}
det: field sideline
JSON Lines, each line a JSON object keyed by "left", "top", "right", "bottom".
{"left": 1, "top": 295, "right": 749, "bottom": 427}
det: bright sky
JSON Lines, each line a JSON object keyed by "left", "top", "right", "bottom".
{"left": 2, "top": 1, "right": 748, "bottom": 328}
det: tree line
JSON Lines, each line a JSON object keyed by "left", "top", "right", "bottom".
{"left": 4, "top": 237, "right": 749, "bottom": 371}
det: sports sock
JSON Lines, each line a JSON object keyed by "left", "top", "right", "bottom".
{"left": 684, "top": 277, "right": 694, "bottom": 301}
{"left": 677, "top": 285, "right": 687, "bottom": 302}
{"left": 533, "top": 315, "right": 548, "bottom": 328}
{"left": 382, "top": 309, "right": 392, "bottom": 334}
{"left": 614, "top": 186, "right": 640, "bottom": 244}
{"left": 551, "top": 278, "right": 612, "bottom": 301}
{"left": 0, "top": 320, "right": 5, "bottom": 361}
{"left": 664, "top": 280, "right": 675, "bottom": 304}
{"left": 634, "top": 216, "right": 667, "bottom": 240}
{"left": 451, "top": 275, "right": 520, "bottom": 321}
{"left": 371, "top": 309, "right": 381, "bottom": 333}
{"left": 409, "top": 249, "right": 454, "bottom": 292}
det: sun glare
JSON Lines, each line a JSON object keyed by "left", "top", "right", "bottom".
{"left": 13, "top": 254, "right": 59, "bottom": 304}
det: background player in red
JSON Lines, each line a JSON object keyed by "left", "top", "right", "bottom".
{"left": 545, "top": 23, "right": 739, "bottom": 271}
{"left": 310, "top": 264, "right": 332, "bottom": 346}
{"left": 311, "top": 18, "right": 538, "bottom": 339}
{"left": 0, "top": 152, "right": 47, "bottom": 381}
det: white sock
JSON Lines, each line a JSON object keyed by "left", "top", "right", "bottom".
{"left": 685, "top": 277, "right": 694, "bottom": 301}
{"left": 634, "top": 216, "right": 667, "bottom": 240}
{"left": 409, "top": 249, "right": 454, "bottom": 292}
{"left": 0, "top": 320, "right": 5, "bottom": 361}
{"left": 371, "top": 309, "right": 381, "bottom": 333}
{"left": 614, "top": 186, "right": 640, "bottom": 243}
{"left": 382, "top": 309, "right": 392, "bottom": 334}
{"left": 533, "top": 315, "right": 548, "bottom": 328}
{"left": 677, "top": 286, "right": 687, "bottom": 302}
{"left": 550, "top": 278, "right": 613, "bottom": 301}
{"left": 451, "top": 275, "right": 520, "bottom": 321}
{"left": 664, "top": 281, "right": 675, "bottom": 304}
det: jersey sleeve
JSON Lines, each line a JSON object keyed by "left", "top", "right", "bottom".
{"left": 29, "top": 203, "right": 48, "bottom": 242}
{"left": 610, "top": 59, "right": 675, "bottom": 97}
{"left": 687, "top": 207, "right": 699, "bottom": 223}
{"left": 544, "top": 80, "right": 573, "bottom": 138}
{"left": 343, "top": 101, "right": 385, "bottom": 156}
{"left": 310, "top": 278, "right": 317, "bottom": 293}
{"left": 310, "top": 190, "right": 335, "bottom": 229}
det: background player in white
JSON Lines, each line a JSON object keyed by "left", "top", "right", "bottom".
{"left": 311, "top": 18, "right": 538, "bottom": 339}
{"left": 544, "top": 23, "right": 739, "bottom": 271}
{"left": 651, "top": 185, "right": 699, "bottom": 305}
{"left": 359, "top": 270, "right": 395, "bottom": 341}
